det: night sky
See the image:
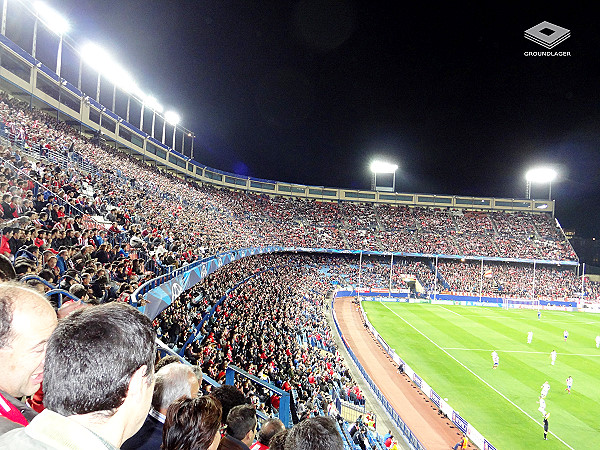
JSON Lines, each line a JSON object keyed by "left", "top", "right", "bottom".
{"left": 9, "top": 1, "right": 600, "bottom": 236}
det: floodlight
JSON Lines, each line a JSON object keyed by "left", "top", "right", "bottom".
{"left": 80, "top": 43, "right": 142, "bottom": 95}
{"left": 370, "top": 161, "right": 398, "bottom": 174}
{"left": 165, "top": 111, "right": 181, "bottom": 126}
{"left": 525, "top": 168, "right": 557, "bottom": 184}
{"left": 35, "top": 2, "right": 70, "bottom": 35}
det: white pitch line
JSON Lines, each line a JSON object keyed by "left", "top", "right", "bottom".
{"left": 379, "top": 301, "right": 575, "bottom": 450}
{"left": 439, "top": 306, "right": 462, "bottom": 317}
{"left": 442, "top": 348, "right": 600, "bottom": 357}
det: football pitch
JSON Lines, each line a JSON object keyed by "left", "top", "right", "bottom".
{"left": 362, "top": 301, "right": 600, "bottom": 449}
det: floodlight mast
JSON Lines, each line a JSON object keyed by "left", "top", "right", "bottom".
{"left": 525, "top": 167, "right": 557, "bottom": 200}
{"left": 33, "top": 2, "right": 70, "bottom": 77}
{"left": 370, "top": 160, "right": 398, "bottom": 192}
{"left": 163, "top": 111, "right": 180, "bottom": 149}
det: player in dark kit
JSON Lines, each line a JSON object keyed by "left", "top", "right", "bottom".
{"left": 543, "top": 412, "right": 550, "bottom": 440}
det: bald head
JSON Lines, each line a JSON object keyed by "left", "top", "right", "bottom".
{"left": 0, "top": 283, "right": 57, "bottom": 397}
{"left": 257, "top": 418, "right": 285, "bottom": 445}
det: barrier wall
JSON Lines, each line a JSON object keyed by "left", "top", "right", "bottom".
{"left": 134, "top": 246, "right": 283, "bottom": 319}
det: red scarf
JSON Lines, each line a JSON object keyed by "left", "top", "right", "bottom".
{"left": 0, "top": 392, "right": 28, "bottom": 426}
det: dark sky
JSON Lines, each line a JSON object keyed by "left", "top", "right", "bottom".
{"left": 10, "top": 1, "right": 600, "bottom": 236}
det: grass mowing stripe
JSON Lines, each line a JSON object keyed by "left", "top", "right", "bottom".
{"left": 439, "top": 305, "right": 462, "bottom": 316}
{"left": 377, "top": 301, "right": 575, "bottom": 450}
{"left": 442, "top": 348, "right": 600, "bottom": 357}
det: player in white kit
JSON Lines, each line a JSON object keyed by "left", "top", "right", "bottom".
{"left": 565, "top": 376, "right": 573, "bottom": 394}
{"left": 527, "top": 331, "right": 533, "bottom": 344}
{"left": 491, "top": 350, "right": 499, "bottom": 369}
{"left": 540, "top": 381, "right": 550, "bottom": 398}
{"left": 550, "top": 349, "right": 557, "bottom": 365}
{"left": 538, "top": 397, "right": 546, "bottom": 414}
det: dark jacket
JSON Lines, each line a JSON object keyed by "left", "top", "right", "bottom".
{"left": 121, "top": 413, "right": 164, "bottom": 450}
{"left": 0, "top": 390, "right": 38, "bottom": 436}
{"left": 218, "top": 435, "right": 251, "bottom": 450}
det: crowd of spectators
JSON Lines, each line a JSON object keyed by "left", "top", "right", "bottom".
{"left": 0, "top": 92, "right": 579, "bottom": 265}
{"left": 153, "top": 253, "right": 367, "bottom": 420}
{"left": 0, "top": 91, "right": 597, "bottom": 306}
{"left": 437, "top": 260, "right": 582, "bottom": 299}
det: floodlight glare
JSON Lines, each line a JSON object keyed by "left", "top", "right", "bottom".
{"left": 165, "top": 111, "right": 181, "bottom": 126}
{"left": 35, "top": 2, "right": 70, "bottom": 35}
{"left": 108, "top": 66, "right": 137, "bottom": 94}
{"left": 144, "top": 96, "right": 163, "bottom": 113}
{"left": 370, "top": 161, "right": 398, "bottom": 174}
{"left": 525, "top": 167, "right": 557, "bottom": 184}
{"left": 80, "top": 42, "right": 111, "bottom": 73}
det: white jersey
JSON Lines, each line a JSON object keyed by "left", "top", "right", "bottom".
{"left": 538, "top": 398, "right": 546, "bottom": 413}
{"left": 550, "top": 350, "right": 557, "bottom": 364}
{"left": 541, "top": 382, "right": 550, "bottom": 397}
{"left": 527, "top": 331, "right": 533, "bottom": 343}
{"left": 596, "top": 336, "right": 600, "bottom": 348}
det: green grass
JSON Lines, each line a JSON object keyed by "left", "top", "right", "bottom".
{"left": 362, "top": 301, "right": 600, "bottom": 449}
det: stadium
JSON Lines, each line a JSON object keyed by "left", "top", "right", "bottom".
{"left": 0, "top": 2, "right": 598, "bottom": 450}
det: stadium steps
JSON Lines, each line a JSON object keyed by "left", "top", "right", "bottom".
{"left": 373, "top": 204, "right": 385, "bottom": 231}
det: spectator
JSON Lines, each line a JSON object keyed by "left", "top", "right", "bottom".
{"left": 284, "top": 416, "right": 343, "bottom": 450}
{"left": 0, "top": 284, "right": 57, "bottom": 433}
{"left": 0, "top": 255, "right": 16, "bottom": 281}
{"left": 123, "top": 363, "right": 200, "bottom": 450}
{"left": 162, "top": 395, "right": 223, "bottom": 450}
{"left": 0, "top": 228, "right": 12, "bottom": 258}
{"left": 268, "top": 430, "right": 289, "bottom": 450}
{"left": 218, "top": 404, "right": 257, "bottom": 450}
{"left": 0, "top": 302, "right": 156, "bottom": 448}
{"left": 212, "top": 385, "right": 249, "bottom": 426}
{"left": 250, "top": 418, "right": 285, "bottom": 450}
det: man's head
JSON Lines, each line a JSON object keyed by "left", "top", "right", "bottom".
{"left": 0, "top": 255, "right": 16, "bottom": 281}
{"left": 162, "top": 395, "right": 222, "bottom": 450}
{"left": 257, "top": 418, "right": 285, "bottom": 446}
{"left": 269, "top": 429, "right": 289, "bottom": 450}
{"left": 152, "top": 363, "right": 199, "bottom": 414}
{"left": 0, "top": 284, "right": 57, "bottom": 397}
{"left": 212, "top": 384, "right": 248, "bottom": 425}
{"left": 285, "top": 416, "right": 343, "bottom": 450}
{"left": 43, "top": 303, "right": 155, "bottom": 443}
{"left": 226, "top": 404, "right": 257, "bottom": 446}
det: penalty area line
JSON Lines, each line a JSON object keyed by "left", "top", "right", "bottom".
{"left": 379, "top": 301, "right": 575, "bottom": 450}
